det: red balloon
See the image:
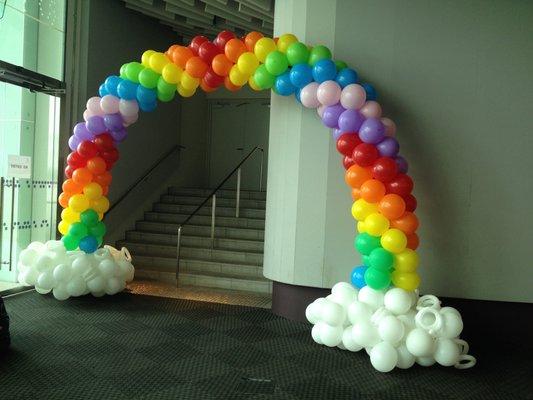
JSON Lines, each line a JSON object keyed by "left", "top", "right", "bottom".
{"left": 204, "top": 67, "right": 224, "bottom": 88}
{"left": 64, "top": 165, "right": 74, "bottom": 179}
{"left": 101, "top": 148, "right": 119, "bottom": 163}
{"left": 386, "top": 174, "right": 414, "bottom": 197}
{"left": 94, "top": 133, "right": 114, "bottom": 151}
{"left": 372, "top": 157, "right": 398, "bottom": 183}
{"left": 67, "top": 151, "right": 87, "bottom": 169}
{"left": 352, "top": 143, "right": 378, "bottom": 167}
{"left": 214, "top": 30, "right": 236, "bottom": 50}
{"left": 189, "top": 35, "right": 208, "bottom": 55}
{"left": 77, "top": 140, "right": 98, "bottom": 158}
{"left": 343, "top": 155, "right": 356, "bottom": 170}
{"left": 336, "top": 133, "right": 362, "bottom": 157}
{"left": 403, "top": 193, "right": 417, "bottom": 212}
{"left": 198, "top": 41, "right": 220, "bottom": 64}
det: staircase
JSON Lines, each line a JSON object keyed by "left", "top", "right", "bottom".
{"left": 117, "top": 187, "right": 271, "bottom": 294}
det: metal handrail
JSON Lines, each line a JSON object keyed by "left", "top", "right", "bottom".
{"left": 176, "top": 146, "right": 264, "bottom": 279}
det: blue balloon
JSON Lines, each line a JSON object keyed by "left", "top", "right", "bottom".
{"left": 139, "top": 100, "right": 157, "bottom": 112}
{"left": 98, "top": 84, "right": 109, "bottom": 97}
{"left": 289, "top": 63, "right": 313, "bottom": 88}
{"left": 79, "top": 236, "right": 98, "bottom": 254}
{"left": 274, "top": 72, "right": 295, "bottom": 96}
{"left": 294, "top": 87, "right": 302, "bottom": 103}
{"left": 362, "top": 83, "right": 377, "bottom": 101}
{"left": 105, "top": 75, "right": 122, "bottom": 96}
{"left": 351, "top": 265, "right": 368, "bottom": 289}
{"left": 136, "top": 85, "right": 157, "bottom": 104}
{"left": 335, "top": 68, "right": 358, "bottom": 88}
{"left": 117, "top": 80, "right": 138, "bottom": 100}
{"left": 312, "top": 59, "right": 337, "bottom": 83}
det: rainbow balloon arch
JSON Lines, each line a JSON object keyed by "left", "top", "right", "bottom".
{"left": 17, "top": 31, "right": 475, "bottom": 372}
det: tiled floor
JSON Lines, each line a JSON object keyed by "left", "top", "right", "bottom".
{"left": 127, "top": 278, "right": 272, "bottom": 309}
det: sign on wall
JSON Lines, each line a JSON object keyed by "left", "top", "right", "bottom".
{"left": 7, "top": 155, "right": 32, "bottom": 179}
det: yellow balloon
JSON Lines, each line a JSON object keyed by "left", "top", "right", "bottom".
{"left": 237, "top": 52, "right": 259, "bottom": 75}
{"left": 277, "top": 33, "right": 298, "bottom": 53}
{"left": 177, "top": 84, "right": 196, "bottom": 97}
{"left": 351, "top": 199, "right": 378, "bottom": 221}
{"left": 364, "top": 212, "right": 390, "bottom": 236}
{"left": 83, "top": 182, "right": 103, "bottom": 200}
{"left": 98, "top": 212, "right": 104, "bottom": 221}
{"left": 229, "top": 65, "right": 249, "bottom": 86}
{"left": 162, "top": 63, "right": 183, "bottom": 84}
{"left": 91, "top": 196, "right": 110, "bottom": 214}
{"left": 141, "top": 50, "right": 155, "bottom": 67}
{"left": 357, "top": 221, "right": 366, "bottom": 234}
{"left": 58, "top": 220, "right": 70, "bottom": 235}
{"left": 180, "top": 72, "right": 199, "bottom": 90}
{"left": 392, "top": 271, "right": 420, "bottom": 291}
{"left": 248, "top": 75, "right": 261, "bottom": 91}
{"left": 254, "top": 37, "right": 277, "bottom": 63}
{"left": 149, "top": 52, "right": 170, "bottom": 73}
{"left": 381, "top": 228, "right": 407, "bottom": 253}
{"left": 61, "top": 207, "right": 80, "bottom": 223}
{"left": 393, "top": 249, "right": 419, "bottom": 272}
{"left": 69, "top": 194, "right": 90, "bottom": 213}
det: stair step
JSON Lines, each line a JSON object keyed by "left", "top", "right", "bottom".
{"left": 153, "top": 203, "right": 265, "bottom": 220}
{"left": 145, "top": 212, "right": 265, "bottom": 230}
{"left": 160, "top": 195, "right": 266, "bottom": 210}
{"left": 118, "top": 241, "right": 263, "bottom": 265}
{"left": 168, "top": 187, "right": 266, "bottom": 201}
{"left": 135, "top": 221, "right": 264, "bottom": 241}
{"left": 179, "top": 271, "right": 272, "bottom": 294}
{"left": 125, "top": 231, "right": 264, "bottom": 253}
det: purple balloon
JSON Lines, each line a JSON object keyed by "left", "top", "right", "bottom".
{"left": 85, "top": 115, "right": 107, "bottom": 134}
{"left": 73, "top": 122, "right": 94, "bottom": 141}
{"left": 110, "top": 128, "right": 128, "bottom": 142}
{"left": 332, "top": 128, "right": 344, "bottom": 141}
{"left": 321, "top": 104, "right": 345, "bottom": 128}
{"left": 338, "top": 109, "right": 365, "bottom": 132}
{"left": 359, "top": 117, "right": 385, "bottom": 144}
{"left": 377, "top": 137, "right": 400, "bottom": 157}
{"left": 395, "top": 156, "right": 409, "bottom": 173}
{"left": 68, "top": 135, "right": 81, "bottom": 151}
{"left": 104, "top": 113, "right": 124, "bottom": 131}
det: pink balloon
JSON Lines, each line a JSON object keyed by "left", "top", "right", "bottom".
{"left": 340, "top": 84, "right": 366, "bottom": 110}
{"left": 123, "top": 113, "right": 138, "bottom": 126}
{"left": 300, "top": 82, "right": 320, "bottom": 108}
{"left": 381, "top": 117, "right": 397, "bottom": 137}
{"left": 317, "top": 104, "right": 327, "bottom": 118}
{"left": 317, "top": 81, "right": 341, "bottom": 106}
{"left": 83, "top": 109, "right": 89, "bottom": 121}
{"left": 100, "top": 95, "right": 120, "bottom": 114}
{"left": 86, "top": 96, "right": 104, "bottom": 116}
{"left": 360, "top": 101, "right": 382, "bottom": 118}
{"left": 119, "top": 99, "right": 140, "bottom": 117}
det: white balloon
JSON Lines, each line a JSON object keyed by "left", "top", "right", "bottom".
{"left": 371, "top": 307, "right": 392, "bottom": 325}
{"left": 378, "top": 315, "right": 405, "bottom": 344}
{"left": 370, "top": 342, "right": 398, "bottom": 372}
{"left": 347, "top": 301, "right": 372, "bottom": 325}
{"left": 86, "top": 96, "right": 104, "bottom": 115}
{"left": 99, "top": 259, "right": 116, "bottom": 278}
{"left": 53, "top": 285, "right": 70, "bottom": 301}
{"left": 305, "top": 302, "right": 321, "bottom": 324}
{"left": 384, "top": 288, "right": 412, "bottom": 315}
{"left": 118, "top": 260, "right": 135, "bottom": 282}
{"left": 321, "top": 300, "right": 346, "bottom": 326}
{"left": 37, "top": 271, "right": 55, "bottom": 291}
{"left": 311, "top": 324, "right": 323, "bottom": 345}
{"left": 28, "top": 241, "right": 46, "bottom": 252}
{"left": 332, "top": 282, "right": 357, "bottom": 297}
{"left": 352, "top": 320, "right": 379, "bottom": 347}
{"left": 53, "top": 264, "right": 72, "bottom": 282}
{"left": 358, "top": 286, "right": 385, "bottom": 311}
{"left": 87, "top": 276, "right": 105, "bottom": 293}
{"left": 35, "top": 286, "right": 51, "bottom": 295}
{"left": 119, "top": 99, "right": 139, "bottom": 116}
{"left": 397, "top": 309, "right": 417, "bottom": 332}
{"left": 434, "top": 338, "right": 460, "bottom": 366}
{"left": 396, "top": 344, "right": 416, "bottom": 369}
{"left": 19, "top": 248, "right": 38, "bottom": 266}
{"left": 67, "top": 276, "right": 87, "bottom": 297}
{"left": 22, "top": 268, "right": 39, "bottom": 286}
{"left": 438, "top": 312, "right": 463, "bottom": 339}
{"left": 100, "top": 95, "right": 120, "bottom": 114}
{"left": 319, "top": 323, "right": 343, "bottom": 347}
{"left": 406, "top": 328, "right": 435, "bottom": 357}
{"left": 342, "top": 326, "right": 363, "bottom": 352}
{"left": 72, "top": 255, "right": 91, "bottom": 275}
{"left": 416, "top": 356, "right": 436, "bottom": 367}
{"left": 440, "top": 306, "right": 461, "bottom": 318}
{"left": 35, "top": 255, "right": 53, "bottom": 272}
{"left": 105, "top": 277, "right": 122, "bottom": 295}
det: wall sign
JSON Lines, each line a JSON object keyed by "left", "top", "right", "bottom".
{"left": 7, "top": 155, "right": 32, "bottom": 179}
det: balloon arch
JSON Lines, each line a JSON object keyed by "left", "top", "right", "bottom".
{"left": 17, "top": 31, "right": 475, "bottom": 372}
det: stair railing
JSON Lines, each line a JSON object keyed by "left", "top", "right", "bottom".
{"left": 175, "top": 146, "right": 264, "bottom": 280}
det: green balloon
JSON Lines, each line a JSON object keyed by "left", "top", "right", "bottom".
{"left": 286, "top": 42, "right": 310, "bottom": 66}
{"left": 364, "top": 267, "right": 391, "bottom": 290}
{"left": 138, "top": 68, "right": 160, "bottom": 88}
{"left": 125, "top": 62, "right": 144, "bottom": 83}
{"left": 265, "top": 51, "right": 289, "bottom": 76}
{"left": 62, "top": 234, "right": 79, "bottom": 251}
{"left": 157, "top": 90, "right": 175, "bottom": 102}
{"left": 157, "top": 76, "right": 176, "bottom": 95}
{"left": 119, "top": 63, "right": 128, "bottom": 79}
{"left": 335, "top": 60, "right": 348, "bottom": 71}
{"left": 253, "top": 65, "right": 275, "bottom": 89}
{"left": 69, "top": 222, "right": 88, "bottom": 238}
{"left": 80, "top": 209, "right": 99, "bottom": 227}
{"left": 89, "top": 221, "right": 107, "bottom": 238}
{"left": 97, "top": 236, "right": 104, "bottom": 246}
{"left": 362, "top": 255, "right": 371, "bottom": 266}
{"left": 369, "top": 247, "right": 394, "bottom": 271}
{"left": 308, "top": 45, "right": 332, "bottom": 66}
{"left": 355, "top": 233, "right": 381, "bottom": 256}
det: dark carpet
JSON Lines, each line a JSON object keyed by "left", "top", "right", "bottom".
{"left": 0, "top": 292, "right": 531, "bottom": 400}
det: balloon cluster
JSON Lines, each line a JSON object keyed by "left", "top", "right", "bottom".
{"left": 306, "top": 282, "right": 476, "bottom": 372}
{"left": 17, "top": 241, "right": 134, "bottom": 300}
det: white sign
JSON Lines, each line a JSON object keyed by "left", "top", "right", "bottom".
{"left": 7, "top": 155, "right": 32, "bottom": 179}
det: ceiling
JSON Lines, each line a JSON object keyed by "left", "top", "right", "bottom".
{"left": 122, "top": 0, "right": 274, "bottom": 43}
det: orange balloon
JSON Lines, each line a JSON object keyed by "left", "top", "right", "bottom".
{"left": 185, "top": 56, "right": 208, "bottom": 79}
{"left": 87, "top": 157, "right": 107, "bottom": 175}
{"left": 200, "top": 79, "right": 217, "bottom": 92}
{"left": 72, "top": 167, "right": 93, "bottom": 186}
{"left": 224, "top": 38, "right": 247, "bottom": 63}
{"left": 62, "top": 179, "right": 83, "bottom": 195}
{"left": 58, "top": 192, "right": 71, "bottom": 208}
{"left": 94, "top": 171, "right": 112, "bottom": 187}
{"left": 345, "top": 165, "right": 372, "bottom": 189}
{"left": 360, "top": 179, "right": 386, "bottom": 203}
{"left": 224, "top": 77, "right": 241, "bottom": 92}
{"left": 172, "top": 46, "right": 193, "bottom": 69}
{"left": 166, "top": 44, "right": 180, "bottom": 57}
{"left": 102, "top": 186, "right": 109, "bottom": 196}
{"left": 212, "top": 54, "right": 233, "bottom": 76}
{"left": 406, "top": 232, "right": 420, "bottom": 250}
{"left": 378, "top": 194, "right": 406, "bottom": 220}
{"left": 245, "top": 31, "right": 264, "bottom": 52}
{"left": 351, "top": 188, "right": 361, "bottom": 201}
{"left": 391, "top": 212, "right": 419, "bottom": 235}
